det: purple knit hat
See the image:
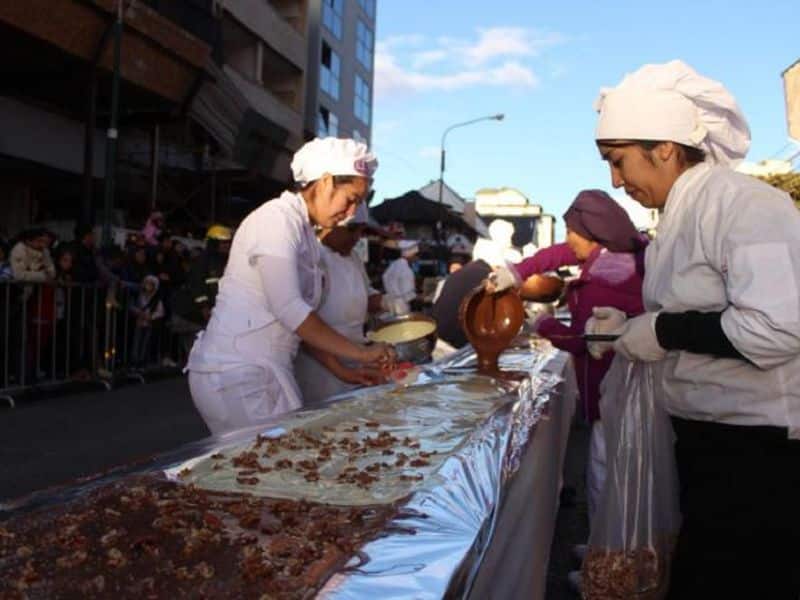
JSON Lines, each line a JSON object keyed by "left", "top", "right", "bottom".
{"left": 563, "top": 190, "right": 641, "bottom": 253}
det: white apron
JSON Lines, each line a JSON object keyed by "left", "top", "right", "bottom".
{"left": 295, "top": 247, "right": 369, "bottom": 407}
{"left": 187, "top": 192, "right": 323, "bottom": 434}
{"left": 382, "top": 257, "right": 415, "bottom": 316}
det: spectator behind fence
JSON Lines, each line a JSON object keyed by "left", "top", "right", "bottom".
{"left": 53, "top": 247, "right": 91, "bottom": 381}
{"left": 142, "top": 211, "right": 165, "bottom": 246}
{"left": 70, "top": 223, "right": 102, "bottom": 284}
{"left": 10, "top": 229, "right": 55, "bottom": 283}
{"left": 10, "top": 229, "right": 56, "bottom": 380}
{"left": 0, "top": 240, "right": 12, "bottom": 281}
{"left": 153, "top": 233, "right": 186, "bottom": 289}
{"left": 129, "top": 275, "right": 165, "bottom": 366}
{"left": 122, "top": 246, "right": 152, "bottom": 286}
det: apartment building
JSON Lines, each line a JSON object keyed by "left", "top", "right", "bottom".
{"left": 304, "top": 0, "right": 376, "bottom": 143}
{"left": 0, "top": 0, "right": 379, "bottom": 237}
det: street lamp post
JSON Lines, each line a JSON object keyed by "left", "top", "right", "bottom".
{"left": 436, "top": 113, "right": 504, "bottom": 259}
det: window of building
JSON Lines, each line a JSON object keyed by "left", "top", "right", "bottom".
{"left": 352, "top": 129, "right": 365, "bottom": 143}
{"left": 329, "top": 112, "right": 339, "bottom": 137}
{"left": 354, "top": 75, "right": 371, "bottom": 125}
{"left": 322, "top": 0, "right": 343, "bottom": 39}
{"left": 317, "top": 106, "right": 338, "bottom": 137}
{"left": 356, "top": 20, "right": 373, "bottom": 70}
{"left": 358, "top": 0, "right": 375, "bottom": 19}
{"left": 320, "top": 41, "right": 340, "bottom": 100}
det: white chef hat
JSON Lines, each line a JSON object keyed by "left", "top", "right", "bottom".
{"left": 594, "top": 60, "right": 750, "bottom": 166}
{"left": 291, "top": 137, "right": 378, "bottom": 185}
{"left": 488, "top": 219, "right": 515, "bottom": 245}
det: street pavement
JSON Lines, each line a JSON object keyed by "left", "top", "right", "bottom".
{"left": 0, "top": 376, "right": 588, "bottom": 599}
{"left": 0, "top": 377, "right": 209, "bottom": 502}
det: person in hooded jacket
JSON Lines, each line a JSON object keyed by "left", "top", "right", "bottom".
{"left": 489, "top": 190, "right": 647, "bottom": 566}
{"left": 590, "top": 60, "right": 800, "bottom": 598}
{"left": 129, "top": 274, "right": 165, "bottom": 366}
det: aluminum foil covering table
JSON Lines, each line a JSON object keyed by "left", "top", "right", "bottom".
{"left": 317, "top": 342, "right": 573, "bottom": 600}
{"left": 0, "top": 340, "right": 576, "bottom": 599}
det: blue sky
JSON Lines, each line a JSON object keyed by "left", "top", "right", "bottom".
{"left": 370, "top": 0, "right": 799, "bottom": 237}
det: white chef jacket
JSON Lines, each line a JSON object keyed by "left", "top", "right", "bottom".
{"left": 294, "top": 245, "right": 371, "bottom": 406}
{"left": 644, "top": 162, "right": 800, "bottom": 437}
{"left": 382, "top": 257, "right": 416, "bottom": 315}
{"left": 187, "top": 191, "right": 323, "bottom": 418}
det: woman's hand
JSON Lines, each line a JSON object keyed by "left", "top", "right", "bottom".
{"left": 337, "top": 365, "right": 387, "bottom": 386}
{"left": 359, "top": 342, "right": 397, "bottom": 371}
{"left": 585, "top": 306, "right": 627, "bottom": 359}
{"left": 485, "top": 265, "right": 520, "bottom": 294}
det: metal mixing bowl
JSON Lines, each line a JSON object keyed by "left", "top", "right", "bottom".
{"left": 367, "top": 313, "right": 438, "bottom": 364}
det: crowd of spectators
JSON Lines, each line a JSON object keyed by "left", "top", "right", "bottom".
{"left": 0, "top": 212, "right": 212, "bottom": 384}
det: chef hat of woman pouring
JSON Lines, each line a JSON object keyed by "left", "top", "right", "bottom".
{"left": 594, "top": 60, "right": 751, "bottom": 166}
{"left": 291, "top": 137, "right": 378, "bottom": 185}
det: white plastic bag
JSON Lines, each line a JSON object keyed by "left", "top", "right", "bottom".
{"left": 581, "top": 357, "right": 681, "bottom": 599}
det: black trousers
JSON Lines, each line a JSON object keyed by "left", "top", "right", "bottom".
{"left": 667, "top": 417, "right": 800, "bottom": 600}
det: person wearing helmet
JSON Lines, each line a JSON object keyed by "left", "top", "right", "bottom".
{"left": 170, "top": 224, "right": 233, "bottom": 359}
{"left": 591, "top": 60, "right": 800, "bottom": 598}
{"left": 186, "top": 138, "right": 396, "bottom": 434}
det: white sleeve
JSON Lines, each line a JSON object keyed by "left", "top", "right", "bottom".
{"left": 244, "top": 204, "right": 300, "bottom": 262}
{"left": 706, "top": 181, "right": 800, "bottom": 369}
{"left": 256, "top": 254, "right": 313, "bottom": 332}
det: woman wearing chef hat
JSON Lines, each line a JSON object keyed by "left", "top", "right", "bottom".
{"left": 186, "top": 137, "right": 396, "bottom": 434}
{"left": 294, "top": 202, "right": 387, "bottom": 406}
{"left": 382, "top": 240, "right": 420, "bottom": 316}
{"left": 590, "top": 60, "right": 800, "bottom": 598}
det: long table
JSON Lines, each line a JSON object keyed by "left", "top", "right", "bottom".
{"left": 0, "top": 344, "right": 577, "bottom": 599}
{"left": 468, "top": 350, "right": 577, "bottom": 600}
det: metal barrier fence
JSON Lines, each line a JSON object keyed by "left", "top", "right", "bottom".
{"left": 1, "top": 280, "right": 187, "bottom": 407}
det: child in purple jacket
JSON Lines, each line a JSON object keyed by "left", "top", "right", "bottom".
{"left": 490, "top": 189, "right": 646, "bottom": 530}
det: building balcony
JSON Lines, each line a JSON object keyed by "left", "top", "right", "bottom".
{"left": 224, "top": 64, "right": 303, "bottom": 149}
{"left": 0, "top": 0, "right": 211, "bottom": 104}
{"left": 224, "top": 0, "right": 306, "bottom": 70}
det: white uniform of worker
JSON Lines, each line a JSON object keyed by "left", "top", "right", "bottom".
{"left": 472, "top": 219, "right": 523, "bottom": 267}
{"left": 186, "top": 191, "right": 323, "bottom": 433}
{"left": 294, "top": 244, "right": 372, "bottom": 406}
{"left": 593, "top": 60, "right": 800, "bottom": 598}
{"left": 382, "top": 241, "right": 417, "bottom": 316}
{"left": 186, "top": 137, "right": 378, "bottom": 434}
{"left": 294, "top": 203, "right": 376, "bottom": 406}
{"left": 595, "top": 59, "right": 800, "bottom": 435}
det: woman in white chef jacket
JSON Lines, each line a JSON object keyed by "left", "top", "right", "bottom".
{"left": 187, "top": 138, "right": 395, "bottom": 435}
{"left": 294, "top": 203, "right": 386, "bottom": 406}
{"left": 588, "top": 61, "right": 800, "bottom": 598}
{"left": 382, "top": 241, "right": 418, "bottom": 316}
